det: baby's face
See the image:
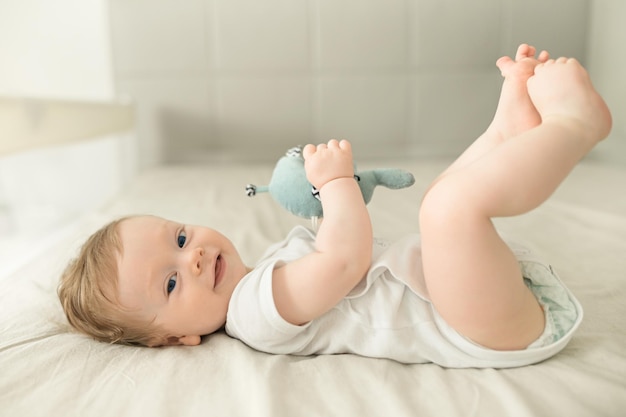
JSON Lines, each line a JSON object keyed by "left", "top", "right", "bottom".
{"left": 116, "top": 215, "right": 249, "bottom": 345}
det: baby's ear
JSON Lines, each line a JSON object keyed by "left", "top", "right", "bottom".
{"left": 166, "top": 335, "right": 201, "bottom": 346}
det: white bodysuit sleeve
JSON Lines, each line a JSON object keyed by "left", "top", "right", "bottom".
{"left": 225, "top": 258, "right": 315, "bottom": 354}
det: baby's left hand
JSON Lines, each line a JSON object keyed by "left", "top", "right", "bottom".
{"left": 302, "top": 139, "right": 354, "bottom": 190}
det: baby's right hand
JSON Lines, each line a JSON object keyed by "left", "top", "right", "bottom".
{"left": 302, "top": 139, "right": 354, "bottom": 191}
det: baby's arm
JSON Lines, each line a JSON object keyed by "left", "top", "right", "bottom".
{"left": 272, "top": 139, "right": 373, "bottom": 325}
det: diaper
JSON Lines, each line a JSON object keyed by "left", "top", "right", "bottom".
{"left": 428, "top": 254, "right": 583, "bottom": 367}
{"left": 520, "top": 260, "right": 580, "bottom": 349}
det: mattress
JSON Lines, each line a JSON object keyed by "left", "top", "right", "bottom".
{"left": 1, "top": 158, "right": 625, "bottom": 416}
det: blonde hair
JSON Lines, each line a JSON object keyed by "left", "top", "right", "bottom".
{"left": 58, "top": 216, "right": 167, "bottom": 346}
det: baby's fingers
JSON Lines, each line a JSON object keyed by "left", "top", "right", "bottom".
{"left": 338, "top": 139, "right": 351, "bottom": 151}
{"left": 326, "top": 139, "right": 352, "bottom": 151}
{"left": 303, "top": 139, "right": 352, "bottom": 160}
{"left": 326, "top": 139, "right": 340, "bottom": 149}
{"left": 302, "top": 143, "right": 317, "bottom": 160}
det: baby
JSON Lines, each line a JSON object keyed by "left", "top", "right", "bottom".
{"left": 59, "top": 44, "right": 612, "bottom": 368}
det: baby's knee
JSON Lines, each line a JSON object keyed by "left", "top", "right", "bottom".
{"left": 419, "top": 180, "right": 466, "bottom": 230}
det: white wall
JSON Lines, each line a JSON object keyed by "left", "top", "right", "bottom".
{"left": 108, "top": 0, "right": 590, "bottom": 165}
{"left": 0, "top": 0, "right": 137, "bottom": 276}
{"left": 587, "top": 0, "right": 626, "bottom": 165}
{"left": 0, "top": 0, "right": 114, "bottom": 100}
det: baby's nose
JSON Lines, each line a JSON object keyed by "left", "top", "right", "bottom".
{"left": 191, "top": 247, "right": 205, "bottom": 273}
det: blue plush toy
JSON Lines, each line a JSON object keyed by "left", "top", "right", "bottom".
{"left": 246, "top": 146, "right": 415, "bottom": 220}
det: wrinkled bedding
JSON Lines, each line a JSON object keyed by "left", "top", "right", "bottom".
{"left": 2, "top": 159, "right": 625, "bottom": 417}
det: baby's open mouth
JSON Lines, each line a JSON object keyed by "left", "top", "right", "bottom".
{"left": 214, "top": 255, "right": 223, "bottom": 288}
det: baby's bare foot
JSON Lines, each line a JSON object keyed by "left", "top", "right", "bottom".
{"left": 528, "top": 58, "right": 612, "bottom": 142}
{"left": 487, "top": 44, "right": 549, "bottom": 140}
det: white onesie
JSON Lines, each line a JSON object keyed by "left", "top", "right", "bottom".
{"left": 225, "top": 226, "right": 582, "bottom": 368}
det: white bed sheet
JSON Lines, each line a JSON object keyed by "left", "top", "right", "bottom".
{"left": 2, "top": 159, "right": 625, "bottom": 417}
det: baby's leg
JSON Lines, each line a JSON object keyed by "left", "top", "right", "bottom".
{"left": 432, "top": 44, "right": 549, "bottom": 184}
{"left": 419, "top": 57, "right": 611, "bottom": 350}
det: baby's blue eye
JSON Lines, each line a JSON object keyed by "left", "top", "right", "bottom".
{"left": 177, "top": 230, "right": 187, "bottom": 248}
{"left": 167, "top": 275, "right": 177, "bottom": 294}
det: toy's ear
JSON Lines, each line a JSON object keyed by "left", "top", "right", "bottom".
{"left": 356, "top": 168, "right": 415, "bottom": 204}
{"left": 245, "top": 184, "right": 268, "bottom": 197}
{"left": 285, "top": 146, "right": 304, "bottom": 158}
{"left": 373, "top": 169, "right": 415, "bottom": 189}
